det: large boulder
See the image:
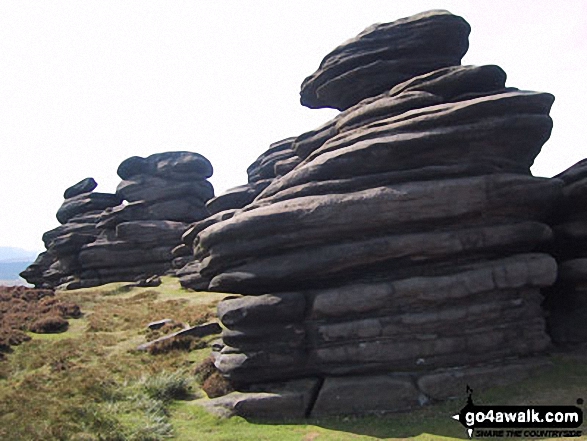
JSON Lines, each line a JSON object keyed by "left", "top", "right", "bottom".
{"left": 300, "top": 10, "right": 471, "bottom": 110}
{"left": 117, "top": 151, "right": 213, "bottom": 180}
{"left": 180, "top": 10, "right": 562, "bottom": 418}
{"left": 63, "top": 177, "right": 97, "bottom": 199}
{"left": 56, "top": 192, "right": 122, "bottom": 225}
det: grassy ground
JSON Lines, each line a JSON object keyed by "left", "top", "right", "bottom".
{"left": 0, "top": 277, "right": 585, "bottom": 440}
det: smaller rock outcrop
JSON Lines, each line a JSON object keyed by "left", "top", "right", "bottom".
{"left": 137, "top": 322, "right": 222, "bottom": 352}
{"left": 31, "top": 178, "right": 122, "bottom": 288}
{"left": 21, "top": 151, "right": 215, "bottom": 289}
{"left": 69, "top": 152, "right": 214, "bottom": 289}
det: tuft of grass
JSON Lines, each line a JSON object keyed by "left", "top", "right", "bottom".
{"left": 201, "top": 371, "right": 234, "bottom": 398}
{"left": 86, "top": 291, "right": 215, "bottom": 333}
{"left": 193, "top": 355, "right": 217, "bottom": 383}
{"left": 140, "top": 370, "right": 194, "bottom": 403}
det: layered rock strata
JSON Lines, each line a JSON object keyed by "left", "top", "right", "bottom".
{"left": 544, "top": 160, "right": 587, "bottom": 344}
{"left": 20, "top": 178, "right": 122, "bottom": 288}
{"left": 22, "top": 152, "right": 214, "bottom": 289}
{"left": 175, "top": 139, "right": 300, "bottom": 285}
{"left": 191, "top": 11, "right": 562, "bottom": 417}
{"left": 19, "top": 251, "right": 58, "bottom": 289}
{"left": 300, "top": 10, "right": 471, "bottom": 110}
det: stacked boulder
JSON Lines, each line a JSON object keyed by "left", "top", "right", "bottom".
{"left": 22, "top": 152, "right": 214, "bottom": 289}
{"left": 71, "top": 152, "right": 214, "bottom": 288}
{"left": 194, "top": 10, "right": 562, "bottom": 417}
{"left": 111, "top": 152, "right": 214, "bottom": 223}
{"left": 20, "top": 178, "right": 121, "bottom": 288}
{"left": 544, "top": 160, "right": 587, "bottom": 344}
{"left": 300, "top": 9, "right": 470, "bottom": 111}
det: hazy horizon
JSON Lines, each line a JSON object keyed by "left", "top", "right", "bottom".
{"left": 2, "top": 0, "right": 586, "bottom": 252}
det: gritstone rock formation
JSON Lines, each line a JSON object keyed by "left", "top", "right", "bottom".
{"left": 20, "top": 178, "right": 122, "bottom": 288}
{"left": 19, "top": 251, "right": 59, "bottom": 289}
{"left": 184, "top": 10, "right": 563, "bottom": 417}
{"left": 21, "top": 152, "right": 214, "bottom": 289}
{"left": 19, "top": 8, "right": 576, "bottom": 419}
{"left": 544, "top": 160, "right": 587, "bottom": 344}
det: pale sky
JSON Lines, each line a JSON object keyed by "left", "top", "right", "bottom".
{"left": 1, "top": 1, "right": 586, "bottom": 252}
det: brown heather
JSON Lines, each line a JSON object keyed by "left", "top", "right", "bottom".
{"left": 0, "top": 285, "right": 81, "bottom": 357}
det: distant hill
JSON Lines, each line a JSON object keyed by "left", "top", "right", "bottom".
{"left": 0, "top": 261, "right": 33, "bottom": 285}
{"left": 0, "top": 247, "right": 38, "bottom": 286}
{"left": 0, "top": 246, "right": 39, "bottom": 262}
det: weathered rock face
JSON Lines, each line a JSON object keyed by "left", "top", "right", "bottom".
{"left": 544, "top": 160, "right": 587, "bottom": 344}
{"left": 184, "top": 11, "right": 562, "bottom": 418}
{"left": 22, "top": 182, "right": 123, "bottom": 288}
{"left": 176, "top": 139, "right": 300, "bottom": 285}
{"left": 21, "top": 152, "right": 215, "bottom": 289}
{"left": 19, "top": 252, "right": 57, "bottom": 289}
{"left": 63, "top": 177, "right": 98, "bottom": 199}
{"left": 300, "top": 10, "right": 471, "bottom": 110}
{"left": 117, "top": 151, "right": 213, "bottom": 181}
{"left": 115, "top": 152, "right": 214, "bottom": 223}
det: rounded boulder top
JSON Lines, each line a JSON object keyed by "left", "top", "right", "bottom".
{"left": 117, "top": 151, "right": 213, "bottom": 180}
{"left": 63, "top": 177, "right": 98, "bottom": 199}
{"left": 300, "top": 10, "right": 471, "bottom": 111}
